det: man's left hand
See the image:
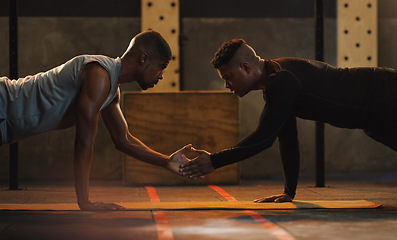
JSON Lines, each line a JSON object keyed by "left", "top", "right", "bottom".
{"left": 179, "top": 147, "right": 215, "bottom": 178}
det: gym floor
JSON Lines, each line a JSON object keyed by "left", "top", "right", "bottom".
{"left": 0, "top": 176, "right": 396, "bottom": 240}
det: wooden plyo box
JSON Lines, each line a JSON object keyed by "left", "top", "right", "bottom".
{"left": 122, "top": 91, "right": 240, "bottom": 185}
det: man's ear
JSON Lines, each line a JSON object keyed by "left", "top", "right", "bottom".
{"left": 139, "top": 53, "right": 148, "bottom": 65}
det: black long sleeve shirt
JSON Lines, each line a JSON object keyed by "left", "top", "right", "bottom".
{"left": 210, "top": 57, "right": 397, "bottom": 198}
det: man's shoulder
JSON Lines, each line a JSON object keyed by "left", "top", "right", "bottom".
{"left": 66, "top": 55, "right": 119, "bottom": 75}
{"left": 275, "top": 57, "right": 334, "bottom": 74}
{"left": 276, "top": 57, "right": 313, "bottom": 65}
{"left": 65, "top": 55, "right": 114, "bottom": 65}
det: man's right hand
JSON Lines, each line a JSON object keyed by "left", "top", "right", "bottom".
{"left": 79, "top": 201, "right": 126, "bottom": 211}
{"left": 253, "top": 193, "right": 292, "bottom": 203}
{"left": 167, "top": 144, "right": 192, "bottom": 174}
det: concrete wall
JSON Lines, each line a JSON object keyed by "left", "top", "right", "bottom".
{"left": 0, "top": 17, "right": 142, "bottom": 182}
{"left": 1, "top": 0, "right": 397, "bottom": 183}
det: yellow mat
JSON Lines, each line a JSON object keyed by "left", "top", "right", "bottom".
{"left": 0, "top": 200, "right": 381, "bottom": 211}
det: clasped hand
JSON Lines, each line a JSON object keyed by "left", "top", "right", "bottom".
{"left": 167, "top": 145, "right": 214, "bottom": 179}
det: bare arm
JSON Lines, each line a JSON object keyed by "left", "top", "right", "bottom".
{"left": 74, "top": 62, "right": 124, "bottom": 211}
{"left": 100, "top": 90, "right": 191, "bottom": 173}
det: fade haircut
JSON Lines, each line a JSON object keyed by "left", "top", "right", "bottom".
{"left": 133, "top": 31, "right": 172, "bottom": 60}
{"left": 210, "top": 39, "right": 246, "bottom": 69}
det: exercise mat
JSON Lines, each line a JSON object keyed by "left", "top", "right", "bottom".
{"left": 0, "top": 200, "right": 381, "bottom": 211}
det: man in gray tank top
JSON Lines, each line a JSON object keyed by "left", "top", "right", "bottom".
{"left": 0, "top": 31, "right": 191, "bottom": 211}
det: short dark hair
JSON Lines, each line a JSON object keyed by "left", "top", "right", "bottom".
{"left": 211, "top": 39, "right": 246, "bottom": 69}
{"left": 135, "top": 31, "right": 172, "bottom": 60}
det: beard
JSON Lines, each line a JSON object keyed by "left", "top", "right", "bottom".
{"left": 136, "top": 71, "right": 149, "bottom": 90}
{"left": 139, "top": 82, "right": 149, "bottom": 90}
{"left": 138, "top": 64, "right": 152, "bottom": 90}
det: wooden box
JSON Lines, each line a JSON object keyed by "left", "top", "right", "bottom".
{"left": 122, "top": 91, "right": 240, "bottom": 185}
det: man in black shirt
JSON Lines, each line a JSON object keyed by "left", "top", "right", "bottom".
{"left": 179, "top": 39, "right": 397, "bottom": 203}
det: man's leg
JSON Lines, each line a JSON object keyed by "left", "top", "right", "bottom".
{"left": 0, "top": 119, "right": 3, "bottom": 146}
{"left": 364, "top": 129, "right": 397, "bottom": 151}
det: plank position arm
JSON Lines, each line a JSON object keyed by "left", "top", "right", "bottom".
{"left": 74, "top": 62, "right": 190, "bottom": 211}
{"left": 181, "top": 71, "right": 301, "bottom": 203}
{"left": 74, "top": 62, "right": 118, "bottom": 211}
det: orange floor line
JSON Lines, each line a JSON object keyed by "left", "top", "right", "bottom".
{"left": 145, "top": 186, "right": 173, "bottom": 240}
{"left": 208, "top": 185, "right": 297, "bottom": 240}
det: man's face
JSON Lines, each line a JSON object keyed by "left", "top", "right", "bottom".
{"left": 217, "top": 63, "right": 253, "bottom": 97}
{"left": 139, "top": 57, "right": 169, "bottom": 90}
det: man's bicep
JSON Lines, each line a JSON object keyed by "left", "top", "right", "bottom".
{"left": 101, "top": 97, "right": 130, "bottom": 143}
{"left": 75, "top": 64, "right": 111, "bottom": 142}
{"left": 77, "top": 63, "right": 111, "bottom": 116}
{"left": 250, "top": 71, "right": 301, "bottom": 142}
{"left": 236, "top": 99, "right": 293, "bottom": 148}
{"left": 278, "top": 115, "right": 299, "bottom": 148}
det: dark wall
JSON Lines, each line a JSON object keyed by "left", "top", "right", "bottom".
{"left": 0, "top": 0, "right": 336, "bottom": 18}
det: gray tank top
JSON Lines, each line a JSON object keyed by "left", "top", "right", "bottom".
{"left": 0, "top": 55, "right": 121, "bottom": 144}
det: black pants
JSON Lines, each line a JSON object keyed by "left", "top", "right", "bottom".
{"left": 364, "top": 129, "right": 397, "bottom": 152}
{"left": 0, "top": 119, "right": 3, "bottom": 146}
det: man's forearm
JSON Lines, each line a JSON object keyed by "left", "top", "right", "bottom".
{"left": 278, "top": 116, "right": 300, "bottom": 199}
{"left": 74, "top": 141, "right": 93, "bottom": 206}
{"left": 116, "top": 134, "right": 169, "bottom": 167}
